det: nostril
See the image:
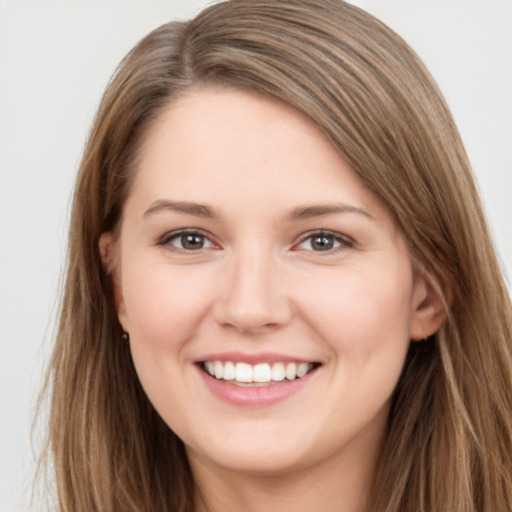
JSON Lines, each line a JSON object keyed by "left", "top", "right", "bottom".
{"left": 213, "top": 296, "right": 293, "bottom": 334}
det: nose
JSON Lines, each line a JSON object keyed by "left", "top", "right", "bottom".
{"left": 213, "top": 246, "right": 293, "bottom": 334}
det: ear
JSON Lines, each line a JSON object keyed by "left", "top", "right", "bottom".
{"left": 99, "top": 232, "right": 128, "bottom": 330}
{"left": 409, "top": 273, "right": 451, "bottom": 341}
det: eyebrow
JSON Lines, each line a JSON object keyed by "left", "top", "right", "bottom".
{"left": 143, "top": 200, "right": 373, "bottom": 222}
{"left": 144, "top": 200, "right": 220, "bottom": 219}
{"left": 286, "top": 204, "right": 374, "bottom": 221}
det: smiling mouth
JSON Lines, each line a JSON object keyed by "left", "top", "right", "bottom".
{"left": 200, "top": 360, "right": 320, "bottom": 387}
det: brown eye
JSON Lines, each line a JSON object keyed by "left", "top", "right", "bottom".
{"left": 180, "top": 233, "right": 206, "bottom": 250}
{"left": 310, "top": 234, "right": 336, "bottom": 251}
{"left": 296, "top": 231, "right": 352, "bottom": 252}
{"left": 160, "top": 230, "right": 215, "bottom": 251}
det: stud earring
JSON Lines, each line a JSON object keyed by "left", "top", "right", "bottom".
{"left": 121, "top": 332, "right": 129, "bottom": 341}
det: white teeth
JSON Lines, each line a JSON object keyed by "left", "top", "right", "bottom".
{"left": 235, "top": 362, "right": 253, "bottom": 382}
{"left": 214, "top": 361, "right": 223, "bottom": 379}
{"left": 223, "top": 361, "right": 235, "bottom": 380}
{"left": 206, "top": 361, "right": 215, "bottom": 375}
{"left": 203, "top": 360, "right": 314, "bottom": 384}
{"left": 285, "top": 362, "right": 297, "bottom": 381}
{"left": 297, "top": 362, "right": 309, "bottom": 378}
{"left": 253, "top": 363, "right": 272, "bottom": 383}
{"left": 271, "top": 362, "right": 286, "bottom": 381}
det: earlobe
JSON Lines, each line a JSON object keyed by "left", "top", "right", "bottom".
{"left": 98, "top": 232, "right": 128, "bottom": 330}
{"left": 410, "top": 274, "right": 451, "bottom": 341}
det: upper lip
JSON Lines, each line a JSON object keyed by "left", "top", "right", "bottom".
{"left": 196, "top": 351, "right": 320, "bottom": 365}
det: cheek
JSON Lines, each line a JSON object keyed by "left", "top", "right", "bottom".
{"left": 297, "top": 262, "right": 414, "bottom": 365}
{"left": 121, "top": 260, "right": 216, "bottom": 350}
{"left": 298, "top": 265, "right": 414, "bottom": 427}
{"left": 120, "top": 261, "right": 217, "bottom": 431}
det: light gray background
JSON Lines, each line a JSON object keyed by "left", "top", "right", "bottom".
{"left": 1, "top": 1, "right": 511, "bottom": 510}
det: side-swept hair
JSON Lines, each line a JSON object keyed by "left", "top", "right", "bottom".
{"left": 41, "top": 1, "right": 512, "bottom": 510}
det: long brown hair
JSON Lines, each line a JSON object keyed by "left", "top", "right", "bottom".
{"left": 41, "top": 1, "right": 512, "bottom": 510}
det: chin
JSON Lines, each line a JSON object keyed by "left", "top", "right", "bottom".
{"left": 192, "top": 447, "right": 309, "bottom": 477}
{"left": 185, "top": 426, "right": 318, "bottom": 477}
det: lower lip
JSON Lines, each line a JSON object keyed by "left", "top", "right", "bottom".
{"left": 197, "top": 366, "right": 317, "bottom": 407}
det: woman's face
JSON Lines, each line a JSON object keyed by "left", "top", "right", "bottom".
{"left": 106, "top": 88, "right": 436, "bottom": 478}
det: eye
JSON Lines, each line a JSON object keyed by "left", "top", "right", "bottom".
{"left": 295, "top": 231, "right": 352, "bottom": 252}
{"left": 159, "top": 230, "right": 215, "bottom": 251}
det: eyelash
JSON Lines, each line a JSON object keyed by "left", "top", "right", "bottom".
{"left": 157, "top": 229, "right": 354, "bottom": 253}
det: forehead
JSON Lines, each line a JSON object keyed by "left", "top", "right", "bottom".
{"left": 128, "top": 87, "right": 387, "bottom": 222}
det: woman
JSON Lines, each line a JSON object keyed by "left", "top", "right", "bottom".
{"left": 42, "top": 0, "right": 512, "bottom": 510}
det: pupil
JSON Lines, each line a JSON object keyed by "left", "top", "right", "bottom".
{"left": 182, "top": 234, "right": 204, "bottom": 250}
{"left": 312, "top": 235, "right": 333, "bottom": 251}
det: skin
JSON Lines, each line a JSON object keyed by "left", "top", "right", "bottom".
{"left": 101, "top": 87, "right": 446, "bottom": 512}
